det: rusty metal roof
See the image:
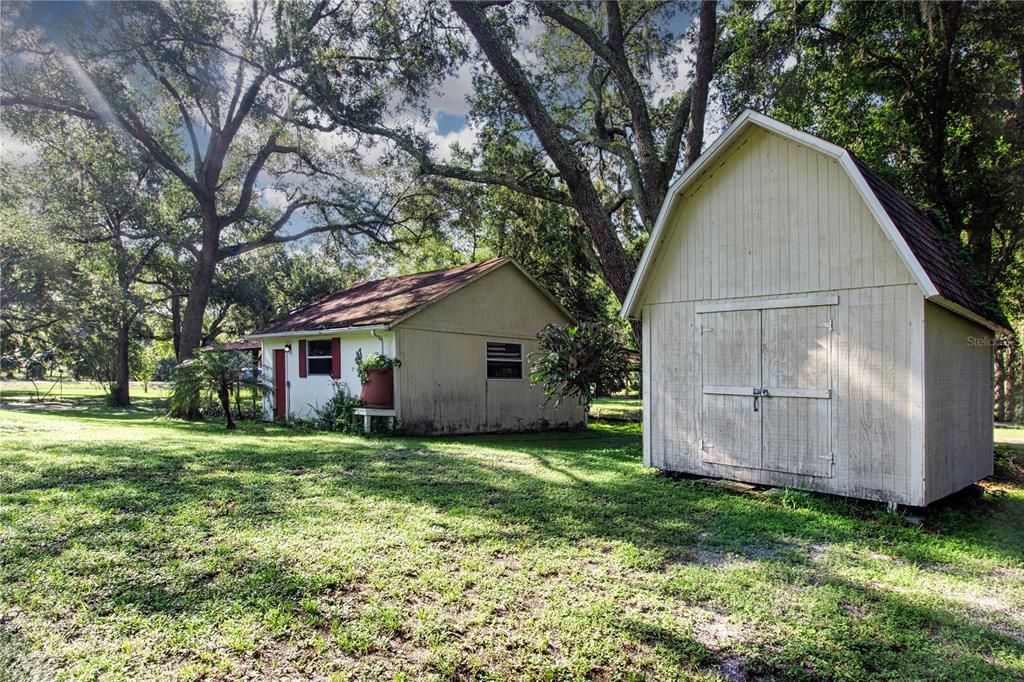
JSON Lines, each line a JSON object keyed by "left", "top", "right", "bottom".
{"left": 251, "top": 258, "right": 510, "bottom": 336}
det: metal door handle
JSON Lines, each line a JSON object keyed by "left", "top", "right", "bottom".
{"left": 752, "top": 387, "right": 768, "bottom": 411}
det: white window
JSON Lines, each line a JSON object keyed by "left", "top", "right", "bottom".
{"left": 486, "top": 342, "right": 523, "bottom": 380}
{"left": 307, "top": 339, "right": 333, "bottom": 375}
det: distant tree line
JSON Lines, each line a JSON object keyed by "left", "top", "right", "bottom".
{"left": 1, "top": 0, "right": 1021, "bottom": 415}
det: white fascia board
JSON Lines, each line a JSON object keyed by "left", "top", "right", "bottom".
{"left": 927, "top": 295, "right": 1007, "bottom": 334}
{"left": 250, "top": 325, "right": 391, "bottom": 340}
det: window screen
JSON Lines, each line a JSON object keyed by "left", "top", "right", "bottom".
{"left": 486, "top": 342, "right": 523, "bottom": 380}
{"left": 307, "top": 339, "right": 333, "bottom": 375}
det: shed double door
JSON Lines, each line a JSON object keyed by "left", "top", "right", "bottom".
{"left": 699, "top": 303, "right": 833, "bottom": 478}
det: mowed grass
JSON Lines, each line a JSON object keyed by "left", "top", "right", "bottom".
{"left": 589, "top": 395, "right": 642, "bottom": 422}
{"left": 0, "top": 379, "right": 171, "bottom": 405}
{"left": 1, "top": 386, "right": 1022, "bottom": 681}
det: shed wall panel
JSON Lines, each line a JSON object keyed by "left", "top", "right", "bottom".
{"left": 923, "top": 303, "right": 994, "bottom": 503}
{"left": 396, "top": 328, "right": 585, "bottom": 434}
{"left": 393, "top": 262, "right": 585, "bottom": 433}
{"left": 643, "top": 128, "right": 914, "bottom": 307}
{"left": 261, "top": 332, "right": 395, "bottom": 421}
{"left": 645, "top": 284, "right": 922, "bottom": 504}
{"left": 398, "top": 263, "right": 572, "bottom": 338}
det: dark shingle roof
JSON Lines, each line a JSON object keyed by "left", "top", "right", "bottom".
{"left": 252, "top": 258, "right": 508, "bottom": 335}
{"left": 851, "top": 156, "right": 1008, "bottom": 329}
{"left": 203, "top": 338, "right": 261, "bottom": 352}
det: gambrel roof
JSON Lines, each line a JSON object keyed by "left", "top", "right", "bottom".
{"left": 622, "top": 110, "right": 1008, "bottom": 331}
{"left": 251, "top": 258, "right": 571, "bottom": 337}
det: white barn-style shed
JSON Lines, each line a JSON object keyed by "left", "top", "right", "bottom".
{"left": 622, "top": 111, "right": 1008, "bottom": 506}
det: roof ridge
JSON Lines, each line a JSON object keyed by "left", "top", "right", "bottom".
{"left": 277, "top": 257, "right": 505, "bottom": 319}
{"left": 251, "top": 257, "right": 510, "bottom": 336}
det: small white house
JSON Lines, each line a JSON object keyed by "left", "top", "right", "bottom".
{"left": 622, "top": 111, "right": 1008, "bottom": 506}
{"left": 249, "top": 258, "right": 586, "bottom": 434}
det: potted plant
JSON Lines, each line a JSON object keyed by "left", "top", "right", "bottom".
{"left": 356, "top": 352, "right": 402, "bottom": 408}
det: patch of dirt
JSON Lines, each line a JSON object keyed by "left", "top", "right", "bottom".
{"left": 841, "top": 600, "right": 868, "bottom": 619}
{"left": 988, "top": 620, "right": 1024, "bottom": 645}
{"left": 689, "top": 605, "right": 755, "bottom": 648}
{"left": 719, "top": 655, "right": 748, "bottom": 682}
{"left": 666, "top": 548, "right": 730, "bottom": 567}
{"left": 492, "top": 555, "right": 520, "bottom": 572}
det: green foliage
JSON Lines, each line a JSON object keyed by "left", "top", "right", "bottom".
{"left": 169, "top": 349, "right": 266, "bottom": 429}
{"left": 355, "top": 352, "right": 402, "bottom": 385}
{"left": 2, "top": 393, "right": 1023, "bottom": 680}
{"left": 129, "top": 342, "right": 165, "bottom": 393}
{"left": 312, "top": 382, "right": 365, "bottom": 435}
{"left": 529, "top": 323, "right": 632, "bottom": 411}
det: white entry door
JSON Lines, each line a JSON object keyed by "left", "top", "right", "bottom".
{"left": 699, "top": 301, "right": 834, "bottom": 478}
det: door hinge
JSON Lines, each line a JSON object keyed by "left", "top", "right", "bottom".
{"left": 698, "top": 439, "right": 705, "bottom": 451}
{"left": 700, "top": 325, "right": 714, "bottom": 334}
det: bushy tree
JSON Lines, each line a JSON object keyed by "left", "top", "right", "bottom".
{"left": 529, "top": 322, "right": 632, "bottom": 411}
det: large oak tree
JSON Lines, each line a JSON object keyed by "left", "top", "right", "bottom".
{"left": 1, "top": 1, "right": 421, "bottom": 360}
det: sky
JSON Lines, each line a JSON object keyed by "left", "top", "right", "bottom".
{"left": 2, "top": 1, "right": 725, "bottom": 224}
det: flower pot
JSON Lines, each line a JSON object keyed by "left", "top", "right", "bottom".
{"left": 360, "top": 368, "right": 394, "bottom": 408}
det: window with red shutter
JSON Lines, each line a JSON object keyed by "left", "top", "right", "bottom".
{"left": 330, "top": 338, "right": 341, "bottom": 379}
{"left": 306, "top": 340, "right": 333, "bottom": 375}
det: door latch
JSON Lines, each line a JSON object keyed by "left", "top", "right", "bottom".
{"left": 752, "top": 387, "right": 768, "bottom": 411}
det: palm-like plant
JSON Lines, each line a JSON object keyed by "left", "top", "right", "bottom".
{"left": 169, "top": 349, "right": 266, "bottom": 429}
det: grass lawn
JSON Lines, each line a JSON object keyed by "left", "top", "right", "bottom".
{"left": 1, "top": 385, "right": 1022, "bottom": 681}
{"left": 589, "top": 396, "right": 641, "bottom": 422}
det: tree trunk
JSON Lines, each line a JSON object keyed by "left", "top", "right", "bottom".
{"left": 178, "top": 213, "right": 220, "bottom": 361}
{"left": 685, "top": 0, "right": 718, "bottom": 167}
{"left": 1006, "top": 340, "right": 1018, "bottom": 424}
{"left": 113, "top": 318, "right": 131, "bottom": 407}
{"left": 451, "top": 1, "right": 635, "bottom": 305}
{"left": 171, "top": 293, "right": 182, "bottom": 360}
{"left": 218, "top": 379, "right": 236, "bottom": 430}
{"left": 995, "top": 344, "right": 1006, "bottom": 422}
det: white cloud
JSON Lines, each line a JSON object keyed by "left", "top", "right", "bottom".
{"left": 427, "top": 63, "right": 474, "bottom": 118}
{"left": 261, "top": 186, "right": 290, "bottom": 211}
{"left": 426, "top": 116, "right": 479, "bottom": 163}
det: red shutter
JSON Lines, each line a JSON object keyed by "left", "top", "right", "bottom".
{"left": 331, "top": 338, "right": 341, "bottom": 379}
{"left": 298, "top": 339, "right": 307, "bottom": 378}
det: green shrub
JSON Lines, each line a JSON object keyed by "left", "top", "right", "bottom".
{"left": 313, "top": 382, "right": 365, "bottom": 434}
{"left": 528, "top": 323, "right": 632, "bottom": 410}
{"left": 169, "top": 348, "right": 267, "bottom": 429}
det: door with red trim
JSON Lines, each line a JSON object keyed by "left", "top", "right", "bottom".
{"left": 273, "top": 349, "right": 286, "bottom": 420}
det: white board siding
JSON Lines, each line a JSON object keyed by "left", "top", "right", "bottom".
{"left": 643, "top": 127, "right": 914, "bottom": 307}
{"left": 646, "top": 284, "right": 923, "bottom": 505}
{"left": 394, "top": 263, "right": 585, "bottom": 434}
{"left": 923, "top": 303, "right": 994, "bottom": 503}
{"left": 396, "top": 328, "right": 584, "bottom": 434}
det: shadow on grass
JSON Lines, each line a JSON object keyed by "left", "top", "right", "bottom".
{"left": 2, "top": 411, "right": 1022, "bottom": 679}
{"left": 6, "top": 418, "right": 1022, "bottom": 568}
